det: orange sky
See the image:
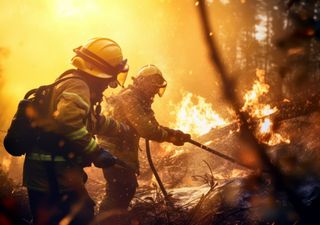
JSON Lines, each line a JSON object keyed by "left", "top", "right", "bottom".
{"left": 0, "top": 0, "right": 225, "bottom": 129}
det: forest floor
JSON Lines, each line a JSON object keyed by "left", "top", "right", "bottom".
{"left": 1, "top": 112, "right": 320, "bottom": 224}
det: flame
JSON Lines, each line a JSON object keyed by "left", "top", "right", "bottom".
{"left": 259, "top": 118, "right": 272, "bottom": 134}
{"left": 170, "top": 91, "right": 229, "bottom": 137}
{"left": 267, "top": 133, "right": 290, "bottom": 146}
{"left": 242, "top": 69, "right": 290, "bottom": 146}
{"left": 169, "top": 69, "right": 289, "bottom": 145}
{"left": 242, "top": 69, "right": 277, "bottom": 118}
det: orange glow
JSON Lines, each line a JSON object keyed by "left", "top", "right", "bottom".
{"left": 54, "top": 0, "right": 99, "bottom": 18}
{"left": 267, "top": 133, "right": 290, "bottom": 146}
{"left": 169, "top": 69, "right": 290, "bottom": 145}
{"left": 242, "top": 69, "right": 290, "bottom": 146}
{"left": 242, "top": 69, "right": 277, "bottom": 118}
{"left": 0, "top": 0, "right": 216, "bottom": 131}
{"left": 0, "top": 0, "right": 222, "bottom": 177}
{"left": 170, "top": 91, "right": 229, "bottom": 137}
{"left": 259, "top": 118, "right": 272, "bottom": 134}
{"left": 1, "top": 156, "right": 12, "bottom": 172}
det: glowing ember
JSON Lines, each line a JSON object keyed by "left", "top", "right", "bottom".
{"left": 267, "top": 133, "right": 290, "bottom": 146}
{"left": 170, "top": 91, "right": 229, "bottom": 137}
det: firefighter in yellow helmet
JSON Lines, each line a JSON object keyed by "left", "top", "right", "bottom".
{"left": 97, "top": 64, "right": 191, "bottom": 221}
{"left": 23, "top": 37, "right": 131, "bottom": 225}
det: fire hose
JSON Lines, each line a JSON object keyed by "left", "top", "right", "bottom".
{"left": 188, "top": 139, "right": 256, "bottom": 171}
{"left": 145, "top": 139, "right": 174, "bottom": 225}
{"left": 145, "top": 138, "right": 257, "bottom": 204}
{"left": 145, "top": 139, "right": 171, "bottom": 202}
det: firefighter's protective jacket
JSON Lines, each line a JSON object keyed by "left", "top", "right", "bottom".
{"left": 98, "top": 85, "right": 175, "bottom": 172}
{"left": 23, "top": 71, "right": 127, "bottom": 192}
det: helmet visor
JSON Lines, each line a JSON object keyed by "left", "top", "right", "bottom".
{"left": 158, "top": 86, "right": 167, "bottom": 97}
{"left": 116, "top": 71, "right": 128, "bottom": 87}
{"left": 116, "top": 64, "right": 129, "bottom": 87}
{"left": 157, "top": 80, "right": 167, "bottom": 97}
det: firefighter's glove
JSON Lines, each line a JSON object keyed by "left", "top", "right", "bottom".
{"left": 170, "top": 130, "right": 191, "bottom": 146}
{"left": 93, "top": 148, "right": 117, "bottom": 168}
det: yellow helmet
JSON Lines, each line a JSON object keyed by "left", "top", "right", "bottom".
{"left": 134, "top": 64, "right": 167, "bottom": 97}
{"left": 71, "top": 38, "right": 129, "bottom": 87}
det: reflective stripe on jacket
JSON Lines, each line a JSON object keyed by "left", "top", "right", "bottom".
{"left": 23, "top": 71, "right": 127, "bottom": 192}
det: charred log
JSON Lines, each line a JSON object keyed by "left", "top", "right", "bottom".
{"left": 272, "top": 94, "right": 320, "bottom": 123}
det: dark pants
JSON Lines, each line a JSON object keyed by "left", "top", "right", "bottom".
{"left": 28, "top": 188, "right": 95, "bottom": 225}
{"left": 99, "top": 165, "right": 137, "bottom": 213}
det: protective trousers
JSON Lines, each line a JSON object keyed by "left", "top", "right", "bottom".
{"left": 99, "top": 165, "right": 137, "bottom": 212}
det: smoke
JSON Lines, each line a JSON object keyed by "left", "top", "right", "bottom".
{"left": 0, "top": 0, "right": 227, "bottom": 129}
{"left": 0, "top": 48, "right": 7, "bottom": 87}
{"left": 0, "top": 47, "right": 10, "bottom": 129}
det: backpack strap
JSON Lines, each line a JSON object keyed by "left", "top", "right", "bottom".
{"left": 24, "top": 69, "right": 86, "bottom": 99}
{"left": 25, "top": 70, "right": 88, "bottom": 196}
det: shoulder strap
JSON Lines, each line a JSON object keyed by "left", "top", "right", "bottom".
{"left": 24, "top": 69, "right": 86, "bottom": 99}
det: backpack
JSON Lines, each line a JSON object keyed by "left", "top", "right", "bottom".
{"left": 3, "top": 70, "right": 84, "bottom": 156}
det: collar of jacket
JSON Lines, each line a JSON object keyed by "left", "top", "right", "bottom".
{"left": 73, "top": 70, "right": 106, "bottom": 104}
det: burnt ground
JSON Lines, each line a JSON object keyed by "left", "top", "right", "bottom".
{"left": 1, "top": 112, "right": 320, "bottom": 224}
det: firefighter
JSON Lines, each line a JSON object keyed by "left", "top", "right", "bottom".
{"left": 98, "top": 64, "right": 191, "bottom": 216}
{"left": 23, "top": 37, "right": 130, "bottom": 225}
